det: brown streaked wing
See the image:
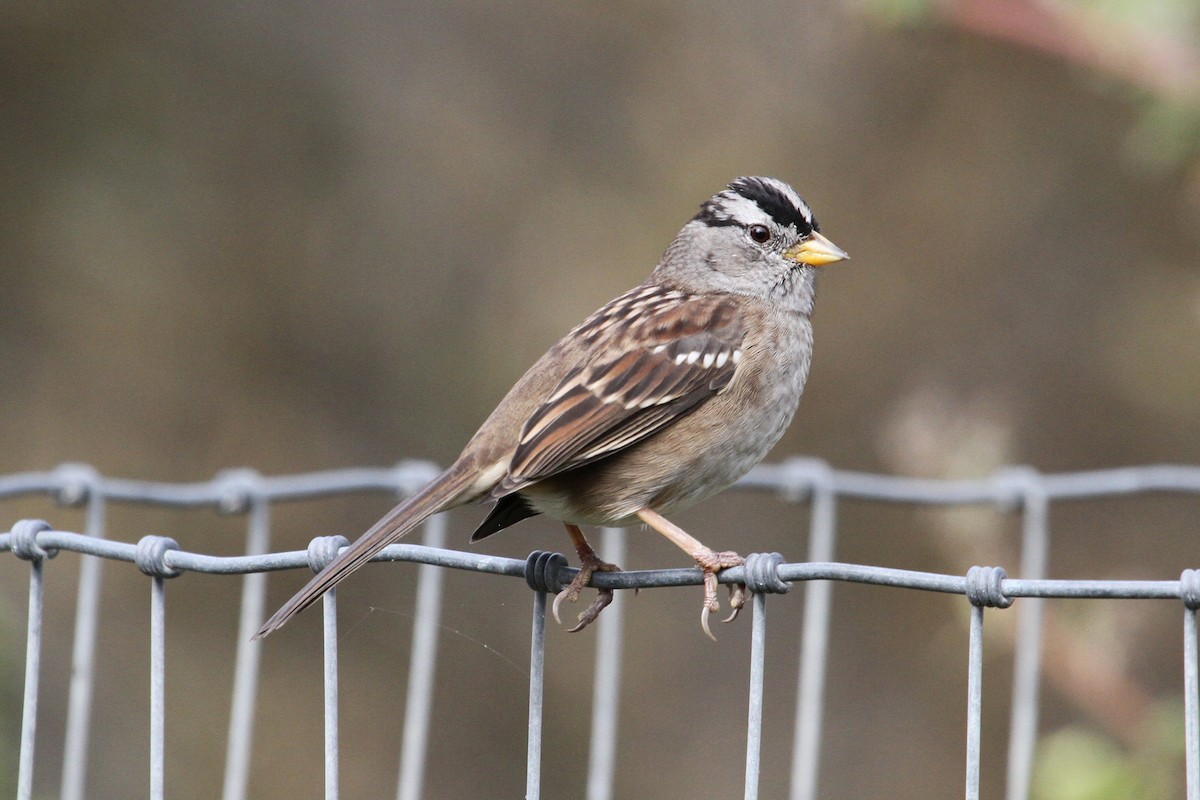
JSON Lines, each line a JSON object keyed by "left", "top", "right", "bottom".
{"left": 493, "top": 292, "right": 745, "bottom": 496}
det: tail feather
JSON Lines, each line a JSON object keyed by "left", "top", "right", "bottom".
{"left": 470, "top": 493, "right": 539, "bottom": 542}
{"left": 255, "top": 463, "right": 479, "bottom": 638}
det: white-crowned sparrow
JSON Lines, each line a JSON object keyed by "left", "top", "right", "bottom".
{"left": 256, "top": 177, "right": 847, "bottom": 640}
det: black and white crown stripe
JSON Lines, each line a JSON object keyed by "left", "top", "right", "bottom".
{"left": 694, "top": 176, "right": 817, "bottom": 236}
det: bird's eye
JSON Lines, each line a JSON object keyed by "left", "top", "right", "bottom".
{"left": 748, "top": 224, "right": 771, "bottom": 244}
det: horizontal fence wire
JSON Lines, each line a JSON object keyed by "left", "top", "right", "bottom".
{"left": 1, "top": 460, "right": 1199, "bottom": 800}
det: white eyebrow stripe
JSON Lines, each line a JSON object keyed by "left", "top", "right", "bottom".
{"left": 717, "top": 194, "right": 771, "bottom": 226}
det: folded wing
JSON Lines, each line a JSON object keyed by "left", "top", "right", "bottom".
{"left": 494, "top": 288, "right": 746, "bottom": 496}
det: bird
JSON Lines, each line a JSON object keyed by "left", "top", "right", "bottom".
{"left": 255, "top": 176, "right": 847, "bottom": 641}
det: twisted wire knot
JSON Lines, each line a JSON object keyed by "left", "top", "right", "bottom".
{"left": 52, "top": 462, "right": 99, "bottom": 508}
{"left": 10, "top": 519, "right": 57, "bottom": 561}
{"left": 1180, "top": 569, "right": 1200, "bottom": 611}
{"left": 214, "top": 468, "right": 263, "bottom": 515}
{"left": 742, "top": 552, "right": 791, "bottom": 595}
{"left": 307, "top": 535, "right": 350, "bottom": 574}
{"left": 524, "top": 550, "right": 568, "bottom": 594}
{"left": 965, "top": 565, "right": 1012, "bottom": 608}
{"left": 135, "top": 536, "right": 181, "bottom": 578}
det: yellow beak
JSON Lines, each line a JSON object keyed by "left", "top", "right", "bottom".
{"left": 784, "top": 231, "right": 849, "bottom": 267}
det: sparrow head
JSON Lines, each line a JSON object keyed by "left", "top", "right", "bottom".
{"left": 654, "top": 177, "right": 848, "bottom": 310}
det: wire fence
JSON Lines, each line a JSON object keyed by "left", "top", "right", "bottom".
{"left": 2, "top": 459, "right": 1199, "bottom": 800}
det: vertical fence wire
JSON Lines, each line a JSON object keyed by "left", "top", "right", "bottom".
{"left": 527, "top": 590, "right": 548, "bottom": 800}
{"left": 1006, "top": 477, "right": 1048, "bottom": 800}
{"left": 965, "top": 602, "right": 985, "bottom": 800}
{"left": 1184, "top": 595, "right": 1199, "bottom": 800}
{"left": 790, "top": 478, "right": 837, "bottom": 800}
{"left": 61, "top": 487, "right": 105, "bottom": 800}
{"left": 150, "top": 574, "right": 167, "bottom": 800}
{"left": 323, "top": 588, "right": 340, "bottom": 800}
{"left": 396, "top": 514, "right": 448, "bottom": 800}
{"left": 745, "top": 591, "right": 769, "bottom": 800}
{"left": 586, "top": 527, "right": 626, "bottom": 800}
{"left": 223, "top": 495, "right": 271, "bottom": 800}
{"left": 17, "top": 556, "right": 45, "bottom": 800}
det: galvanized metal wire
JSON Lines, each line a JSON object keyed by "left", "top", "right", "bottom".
{"left": 2, "top": 459, "right": 1199, "bottom": 800}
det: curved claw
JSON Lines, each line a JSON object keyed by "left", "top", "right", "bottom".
{"left": 552, "top": 558, "right": 620, "bottom": 630}
{"left": 723, "top": 583, "right": 747, "bottom": 624}
{"left": 566, "top": 588, "right": 614, "bottom": 633}
{"left": 552, "top": 587, "right": 570, "bottom": 625}
{"left": 695, "top": 552, "right": 744, "bottom": 640}
{"left": 700, "top": 605, "right": 718, "bottom": 642}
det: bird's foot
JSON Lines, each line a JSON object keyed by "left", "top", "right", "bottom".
{"left": 553, "top": 547, "right": 622, "bottom": 632}
{"left": 694, "top": 549, "right": 746, "bottom": 641}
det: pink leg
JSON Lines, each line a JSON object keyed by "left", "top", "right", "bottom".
{"left": 636, "top": 508, "right": 746, "bottom": 641}
{"left": 553, "top": 524, "right": 622, "bottom": 632}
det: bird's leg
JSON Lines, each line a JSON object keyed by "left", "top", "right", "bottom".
{"left": 636, "top": 508, "right": 745, "bottom": 641}
{"left": 553, "top": 524, "right": 622, "bottom": 632}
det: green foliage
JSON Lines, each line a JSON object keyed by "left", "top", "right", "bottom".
{"left": 1125, "top": 98, "right": 1200, "bottom": 174}
{"left": 853, "top": 0, "right": 936, "bottom": 26}
{"left": 1033, "top": 729, "right": 1143, "bottom": 800}
{"left": 1032, "top": 703, "right": 1186, "bottom": 800}
{"left": 862, "top": 0, "right": 1200, "bottom": 171}
{"left": 1079, "top": 0, "right": 1199, "bottom": 31}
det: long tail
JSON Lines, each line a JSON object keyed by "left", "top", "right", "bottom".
{"left": 255, "top": 462, "right": 479, "bottom": 638}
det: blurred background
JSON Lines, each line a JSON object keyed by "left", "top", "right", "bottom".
{"left": 2, "top": 0, "right": 1199, "bottom": 797}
